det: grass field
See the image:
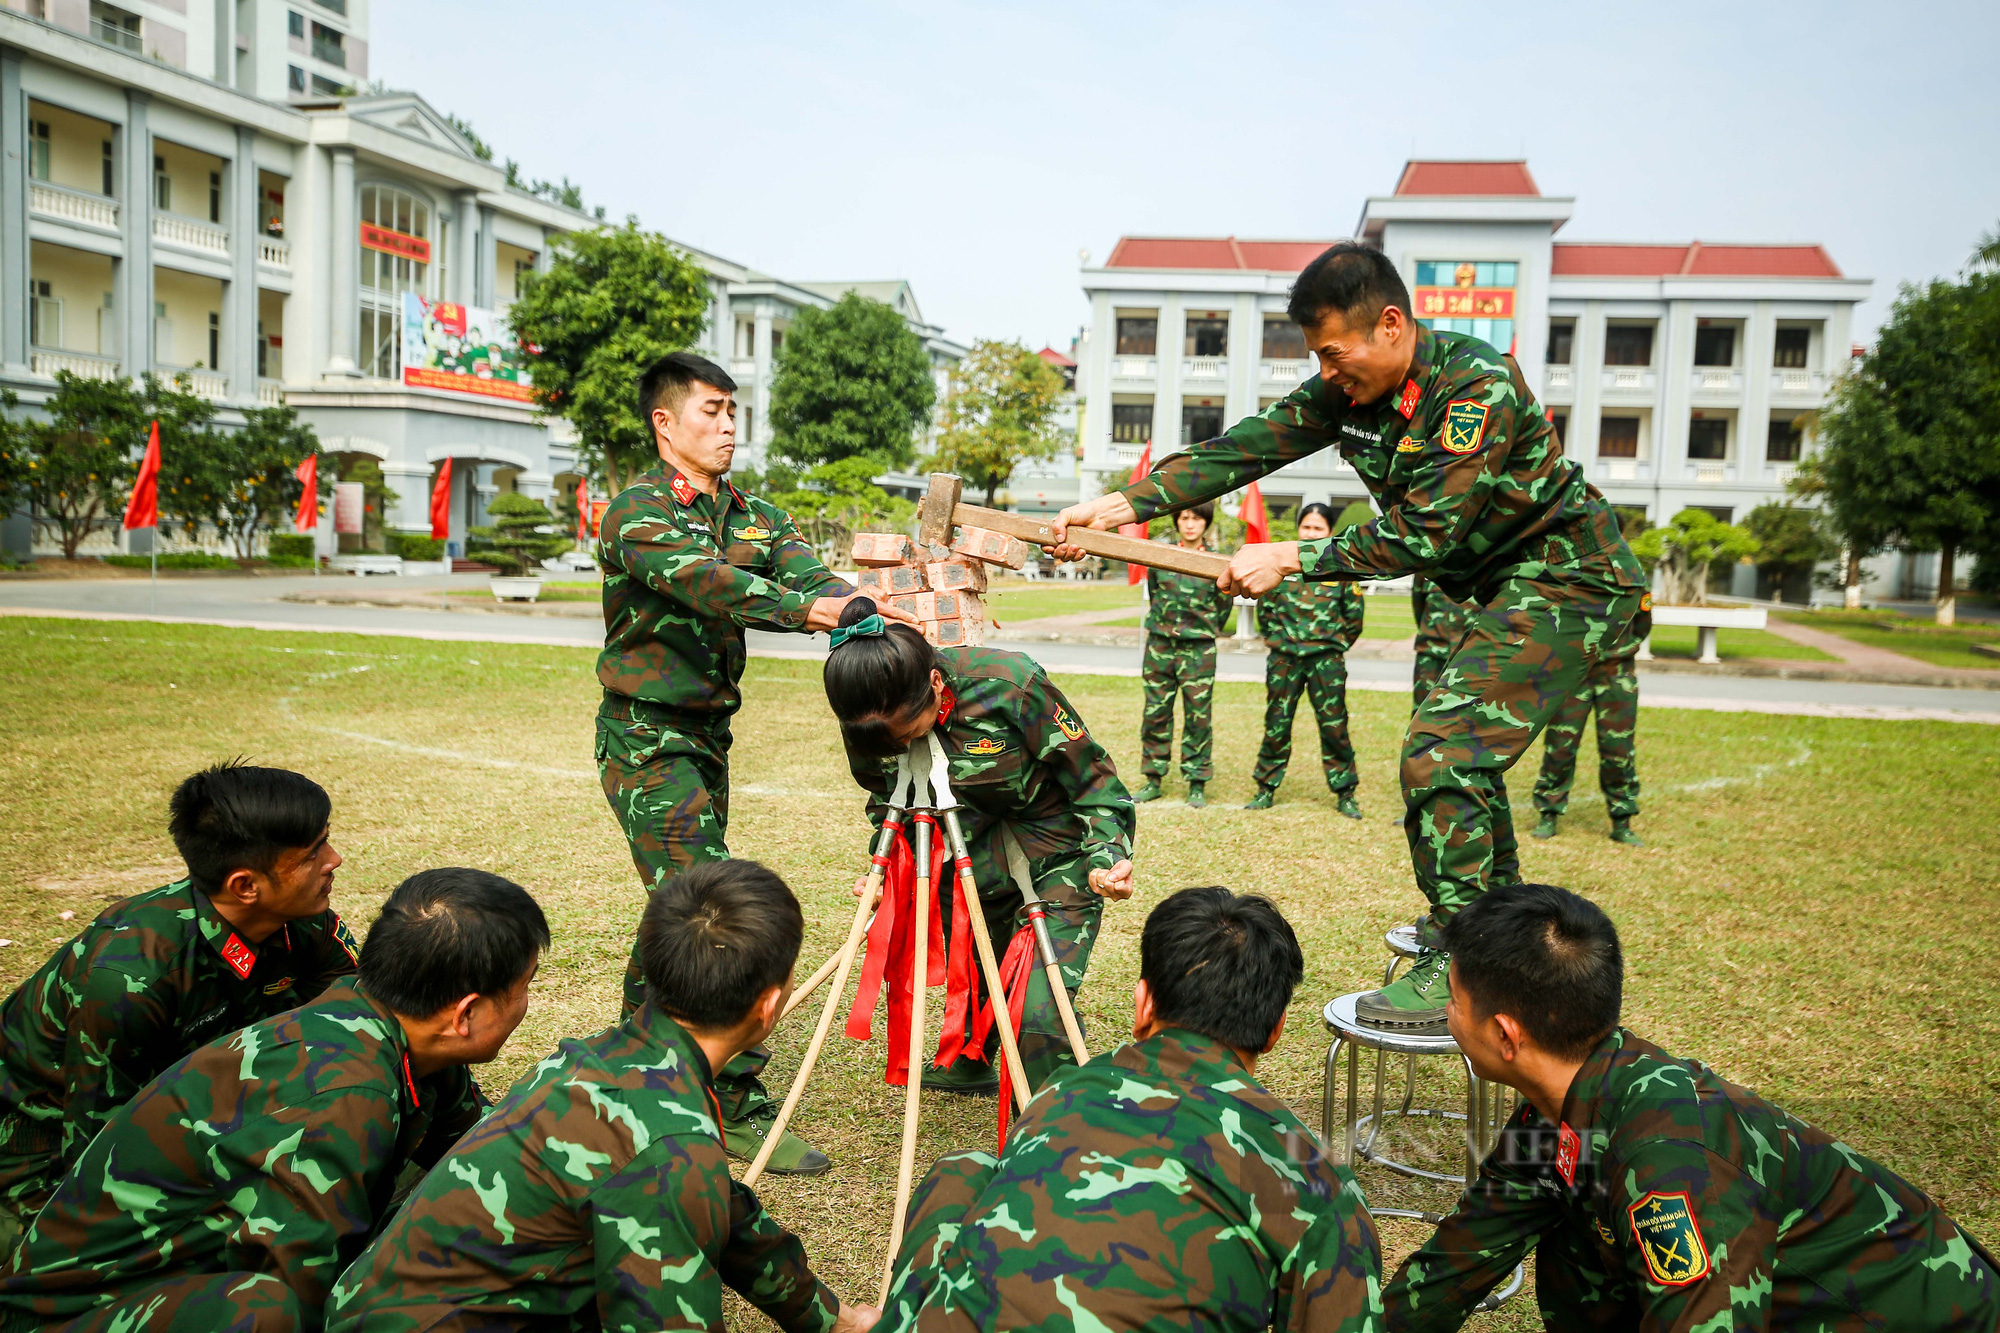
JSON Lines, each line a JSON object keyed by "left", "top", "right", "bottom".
{"left": 1, "top": 617, "right": 1995, "bottom": 1326}
{"left": 1776, "top": 610, "right": 2000, "bottom": 671}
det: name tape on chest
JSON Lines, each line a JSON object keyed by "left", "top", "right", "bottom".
{"left": 1628, "top": 1191, "right": 1712, "bottom": 1287}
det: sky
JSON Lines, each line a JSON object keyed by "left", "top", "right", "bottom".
{"left": 375, "top": 0, "right": 2000, "bottom": 353}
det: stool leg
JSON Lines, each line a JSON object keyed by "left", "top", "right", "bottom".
{"left": 1362, "top": 1046, "right": 1388, "bottom": 1159}
{"left": 1398, "top": 1052, "right": 1419, "bottom": 1119}
{"left": 1322, "top": 1037, "right": 1342, "bottom": 1151}
{"left": 1346, "top": 1040, "right": 1361, "bottom": 1169}
{"left": 1459, "top": 1053, "right": 1480, "bottom": 1184}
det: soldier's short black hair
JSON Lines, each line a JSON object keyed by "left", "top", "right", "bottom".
{"left": 1141, "top": 887, "right": 1304, "bottom": 1053}
{"left": 1286, "top": 242, "right": 1413, "bottom": 333}
{"left": 360, "top": 868, "right": 550, "bottom": 1018}
{"left": 823, "top": 596, "right": 938, "bottom": 760}
{"left": 1297, "top": 502, "right": 1336, "bottom": 529}
{"left": 639, "top": 860, "right": 804, "bottom": 1031}
{"left": 638, "top": 350, "right": 737, "bottom": 428}
{"left": 1174, "top": 500, "right": 1217, "bottom": 532}
{"left": 1445, "top": 882, "right": 1622, "bottom": 1059}
{"left": 167, "top": 761, "right": 332, "bottom": 896}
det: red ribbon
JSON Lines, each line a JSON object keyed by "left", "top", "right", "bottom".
{"left": 845, "top": 815, "right": 949, "bottom": 1086}
{"left": 934, "top": 853, "right": 980, "bottom": 1068}
{"left": 992, "top": 925, "right": 1036, "bottom": 1142}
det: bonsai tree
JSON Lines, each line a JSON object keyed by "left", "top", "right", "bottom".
{"left": 467, "top": 492, "right": 570, "bottom": 576}
{"left": 1631, "top": 508, "right": 1760, "bottom": 605}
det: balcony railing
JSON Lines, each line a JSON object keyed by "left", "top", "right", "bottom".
{"left": 1601, "top": 366, "right": 1657, "bottom": 392}
{"left": 1770, "top": 369, "right": 1824, "bottom": 396}
{"left": 1181, "top": 356, "right": 1227, "bottom": 383}
{"left": 729, "top": 357, "right": 756, "bottom": 381}
{"left": 257, "top": 378, "right": 285, "bottom": 406}
{"left": 31, "top": 347, "right": 121, "bottom": 381}
{"left": 91, "top": 18, "right": 142, "bottom": 53}
{"left": 311, "top": 37, "right": 346, "bottom": 67}
{"left": 1691, "top": 462, "right": 1729, "bottom": 484}
{"left": 1691, "top": 368, "right": 1741, "bottom": 394}
{"left": 30, "top": 180, "right": 120, "bottom": 231}
{"left": 1545, "top": 364, "right": 1573, "bottom": 390}
{"left": 160, "top": 365, "right": 228, "bottom": 400}
{"left": 1598, "top": 457, "right": 1640, "bottom": 482}
{"left": 1260, "top": 359, "right": 1313, "bottom": 383}
{"left": 1113, "top": 444, "right": 1147, "bottom": 466}
{"left": 1111, "top": 357, "right": 1157, "bottom": 380}
{"left": 1770, "top": 463, "right": 1799, "bottom": 487}
{"left": 154, "top": 214, "right": 230, "bottom": 257}
{"left": 257, "top": 236, "right": 291, "bottom": 268}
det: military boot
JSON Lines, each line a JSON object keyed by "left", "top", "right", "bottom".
{"left": 1132, "top": 778, "right": 1163, "bottom": 803}
{"left": 1185, "top": 782, "right": 1207, "bottom": 809}
{"left": 1610, "top": 817, "right": 1645, "bottom": 847}
{"left": 922, "top": 1054, "right": 1000, "bottom": 1096}
{"left": 1532, "top": 813, "right": 1560, "bottom": 839}
{"left": 1336, "top": 794, "right": 1363, "bottom": 821}
{"left": 720, "top": 1103, "right": 830, "bottom": 1175}
{"left": 1244, "top": 786, "right": 1277, "bottom": 810}
{"left": 1353, "top": 948, "right": 1452, "bottom": 1035}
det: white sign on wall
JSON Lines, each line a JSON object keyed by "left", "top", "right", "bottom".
{"left": 334, "top": 482, "right": 365, "bottom": 535}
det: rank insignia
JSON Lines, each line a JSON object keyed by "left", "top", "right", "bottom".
{"left": 1629, "top": 1192, "right": 1711, "bottom": 1286}
{"left": 220, "top": 933, "right": 255, "bottom": 980}
{"left": 333, "top": 915, "right": 361, "bottom": 965}
{"left": 1397, "top": 379, "right": 1421, "bottom": 419}
{"left": 1053, "top": 705, "right": 1085, "bottom": 741}
{"left": 1396, "top": 437, "right": 1426, "bottom": 453}
{"left": 1442, "top": 400, "right": 1489, "bottom": 454}
{"left": 733, "top": 526, "right": 771, "bottom": 541}
{"left": 1596, "top": 1219, "right": 1618, "bottom": 1248}
{"left": 669, "top": 473, "right": 697, "bottom": 505}
{"left": 1555, "top": 1122, "right": 1581, "bottom": 1185}
{"left": 962, "top": 736, "right": 1008, "bottom": 756}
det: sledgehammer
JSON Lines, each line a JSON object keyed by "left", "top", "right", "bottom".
{"left": 917, "top": 471, "right": 1228, "bottom": 580}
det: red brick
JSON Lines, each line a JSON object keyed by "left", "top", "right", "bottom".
{"left": 851, "top": 533, "right": 916, "bottom": 567}
{"left": 925, "top": 558, "right": 988, "bottom": 594}
{"left": 949, "top": 526, "right": 1031, "bottom": 570}
{"left": 856, "top": 565, "right": 927, "bottom": 595}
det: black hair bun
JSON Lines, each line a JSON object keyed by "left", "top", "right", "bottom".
{"left": 837, "top": 596, "right": 879, "bottom": 628}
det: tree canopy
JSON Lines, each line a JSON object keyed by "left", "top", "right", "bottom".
{"left": 509, "top": 220, "right": 713, "bottom": 495}
{"left": 1743, "top": 501, "right": 1837, "bottom": 602}
{"left": 927, "top": 340, "right": 1067, "bottom": 504}
{"left": 769, "top": 292, "right": 935, "bottom": 470}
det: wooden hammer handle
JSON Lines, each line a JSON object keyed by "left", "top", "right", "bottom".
{"left": 952, "top": 503, "right": 1230, "bottom": 580}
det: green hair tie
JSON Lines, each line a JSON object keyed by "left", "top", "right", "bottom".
{"left": 829, "top": 614, "right": 886, "bottom": 649}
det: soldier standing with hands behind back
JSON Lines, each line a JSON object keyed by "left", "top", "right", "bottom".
{"left": 1136, "top": 501, "right": 1236, "bottom": 809}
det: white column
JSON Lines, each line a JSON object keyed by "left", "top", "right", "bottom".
{"left": 119, "top": 90, "right": 154, "bottom": 379}
{"left": 1227, "top": 291, "right": 1257, "bottom": 426}
{"left": 752, "top": 301, "right": 774, "bottom": 451}
{"left": 324, "top": 146, "right": 358, "bottom": 375}
{"left": 380, "top": 462, "right": 433, "bottom": 532}
{"left": 1154, "top": 296, "right": 1184, "bottom": 453}
{"left": 227, "top": 126, "right": 258, "bottom": 402}
{"left": 1657, "top": 300, "right": 1694, "bottom": 482}
{"left": 1572, "top": 301, "right": 1604, "bottom": 463}
{"left": 476, "top": 204, "right": 496, "bottom": 307}
{"left": 451, "top": 191, "right": 477, "bottom": 305}
{"left": 0, "top": 49, "right": 25, "bottom": 373}
{"left": 1741, "top": 301, "right": 1774, "bottom": 484}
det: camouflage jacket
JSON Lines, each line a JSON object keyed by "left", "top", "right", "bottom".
{"left": 1258, "top": 575, "right": 1365, "bottom": 655}
{"left": 0, "top": 878, "right": 357, "bottom": 1193}
{"left": 880, "top": 1027, "right": 1383, "bottom": 1332}
{"left": 846, "top": 647, "right": 1135, "bottom": 872}
{"left": 1384, "top": 1027, "right": 2000, "bottom": 1331}
{"left": 1410, "top": 578, "right": 1474, "bottom": 657}
{"left": 1145, "top": 560, "right": 1237, "bottom": 640}
{"left": 325, "top": 1001, "right": 838, "bottom": 1333}
{"left": 597, "top": 466, "right": 849, "bottom": 717}
{"left": 0, "top": 978, "right": 481, "bottom": 1333}
{"left": 1120, "top": 325, "right": 1645, "bottom": 605}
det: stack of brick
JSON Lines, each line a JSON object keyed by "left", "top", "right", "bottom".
{"left": 850, "top": 526, "right": 1033, "bottom": 648}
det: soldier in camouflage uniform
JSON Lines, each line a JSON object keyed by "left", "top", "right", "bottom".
{"left": 0, "top": 869, "right": 546, "bottom": 1333}
{"left": 0, "top": 763, "right": 356, "bottom": 1257}
{"left": 879, "top": 887, "right": 1383, "bottom": 1332}
{"left": 825, "top": 604, "right": 1135, "bottom": 1094}
{"left": 1056, "top": 243, "right": 1648, "bottom": 1034}
{"left": 1409, "top": 576, "right": 1473, "bottom": 711}
{"left": 1531, "top": 618, "right": 1643, "bottom": 845}
{"left": 595, "top": 351, "right": 891, "bottom": 1174}
{"left": 1249, "top": 502, "right": 1366, "bottom": 817}
{"left": 327, "top": 861, "right": 871, "bottom": 1333}
{"left": 1139, "top": 502, "right": 1237, "bottom": 808}
{"left": 1389, "top": 883, "right": 2000, "bottom": 1330}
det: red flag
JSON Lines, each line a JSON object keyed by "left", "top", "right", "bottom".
{"left": 122, "top": 421, "right": 160, "bottom": 531}
{"left": 1121, "top": 438, "right": 1152, "bottom": 586}
{"left": 574, "top": 476, "right": 590, "bottom": 542}
{"left": 429, "top": 458, "right": 452, "bottom": 541}
{"left": 292, "top": 454, "right": 318, "bottom": 532}
{"left": 1241, "top": 481, "right": 1269, "bottom": 545}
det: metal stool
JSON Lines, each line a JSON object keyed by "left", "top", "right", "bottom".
{"left": 1381, "top": 924, "right": 1421, "bottom": 984}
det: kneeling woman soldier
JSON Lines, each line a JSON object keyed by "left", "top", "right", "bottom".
{"left": 823, "top": 597, "right": 1136, "bottom": 1094}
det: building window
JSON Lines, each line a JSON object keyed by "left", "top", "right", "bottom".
{"left": 740, "top": 406, "right": 753, "bottom": 442}
{"left": 1183, "top": 315, "right": 1228, "bottom": 358}
{"left": 287, "top": 65, "right": 306, "bottom": 93}
{"left": 29, "top": 281, "right": 60, "bottom": 348}
{"left": 310, "top": 20, "right": 344, "bottom": 66}
{"left": 1773, "top": 327, "right": 1811, "bottom": 369}
{"left": 155, "top": 299, "right": 171, "bottom": 362}
{"left": 1261, "top": 318, "right": 1305, "bottom": 360}
{"left": 1767, "top": 418, "right": 1803, "bottom": 462}
{"left": 207, "top": 311, "right": 220, "bottom": 370}
{"left": 208, "top": 171, "right": 221, "bottom": 223}
{"left": 287, "top": 9, "right": 303, "bottom": 36}
{"left": 735, "top": 321, "right": 754, "bottom": 358}
{"left": 1550, "top": 411, "right": 1568, "bottom": 446}
{"left": 29, "top": 121, "right": 50, "bottom": 182}
{"left": 315, "top": 0, "right": 347, "bottom": 12}
{"left": 1688, "top": 418, "right": 1729, "bottom": 461}
{"left": 153, "top": 154, "right": 170, "bottom": 211}
{"left": 89, "top": 2, "right": 141, "bottom": 53}
{"left": 1693, "top": 323, "right": 1736, "bottom": 367}
{"left": 1115, "top": 317, "right": 1156, "bottom": 356}
{"left": 1110, "top": 402, "right": 1153, "bottom": 444}
{"left": 1182, "top": 404, "right": 1225, "bottom": 445}
{"left": 1603, "top": 324, "right": 1654, "bottom": 366}
{"left": 1599, "top": 416, "right": 1639, "bottom": 458}
{"left": 357, "top": 184, "right": 433, "bottom": 379}
{"left": 1546, "top": 320, "right": 1574, "bottom": 365}
{"left": 311, "top": 74, "right": 346, "bottom": 96}
{"left": 1695, "top": 505, "right": 1733, "bottom": 524}
{"left": 101, "top": 139, "right": 114, "bottom": 195}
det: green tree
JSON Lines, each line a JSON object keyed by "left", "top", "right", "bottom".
{"left": 769, "top": 292, "right": 935, "bottom": 470}
{"left": 1630, "top": 508, "right": 1760, "bottom": 606}
{"left": 1743, "top": 501, "right": 1838, "bottom": 603}
{"left": 1815, "top": 265, "right": 2000, "bottom": 624}
{"left": 149, "top": 373, "right": 228, "bottom": 546}
{"left": 927, "top": 340, "right": 1066, "bottom": 505}
{"left": 197, "top": 403, "right": 325, "bottom": 557}
{"left": 509, "top": 220, "right": 713, "bottom": 495}
{"left": 468, "top": 491, "right": 570, "bottom": 576}
{"left": 768, "top": 456, "right": 917, "bottom": 566}
{"left": 23, "top": 372, "right": 150, "bottom": 560}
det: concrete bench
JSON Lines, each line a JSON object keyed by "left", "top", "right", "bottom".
{"left": 326, "top": 555, "right": 404, "bottom": 577}
{"left": 1640, "top": 604, "right": 1768, "bottom": 665}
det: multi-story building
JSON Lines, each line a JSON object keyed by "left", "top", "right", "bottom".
{"left": 0, "top": 1, "right": 962, "bottom": 559}
{"left": 1076, "top": 160, "right": 1872, "bottom": 584}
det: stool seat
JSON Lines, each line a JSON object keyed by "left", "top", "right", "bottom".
{"left": 1384, "top": 924, "right": 1422, "bottom": 959}
{"left": 1324, "top": 992, "right": 1458, "bottom": 1057}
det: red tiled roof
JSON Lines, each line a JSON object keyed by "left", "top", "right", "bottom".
{"left": 1037, "top": 346, "right": 1076, "bottom": 368}
{"left": 1551, "top": 242, "right": 1843, "bottom": 279}
{"left": 1103, "top": 236, "right": 1336, "bottom": 271}
{"left": 1393, "top": 160, "right": 1540, "bottom": 197}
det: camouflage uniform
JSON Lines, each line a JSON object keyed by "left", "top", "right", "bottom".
{"left": 0, "top": 879, "right": 358, "bottom": 1250}
{"left": 595, "top": 465, "right": 849, "bottom": 1118}
{"left": 1409, "top": 577, "right": 1473, "bottom": 712}
{"left": 1253, "top": 574, "right": 1365, "bottom": 795}
{"left": 0, "top": 978, "right": 483, "bottom": 1333}
{"left": 325, "top": 1001, "right": 839, "bottom": 1333}
{"left": 1384, "top": 1027, "right": 2000, "bottom": 1331}
{"left": 1141, "top": 561, "right": 1237, "bottom": 783}
{"left": 1531, "top": 621, "right": 1642, "bottom": 820}
{"left": 846, "top": 647, "right": 1134, "bottom": 1090}
{"left": 879, "top": 1028, "right": 1384, "bottom": 1332}
{"left": 1120, "top": 325, "right": 1649, "bottom": 932}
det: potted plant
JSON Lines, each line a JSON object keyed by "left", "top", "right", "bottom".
{"left": 469, "top": 493, "right": 571, "bottom": 602}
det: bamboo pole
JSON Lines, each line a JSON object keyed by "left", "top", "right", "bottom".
{"left": 1001, "top": 828, "right": 1089, "bottom": 1064}
{"left": 880, "top": 807, "right": 934, "bottom": 1305}
{"left": 779, "top": 945, "right": 847, "bottom": 1024}
{"left": 939, "top": 808, "right": 1031, "bottom": 1113}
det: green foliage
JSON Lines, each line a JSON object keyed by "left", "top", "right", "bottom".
{"left": 335, "top": 455, "right": 398, "bottom": 550}
{"left": 386, "top": 533, "right": 443, "bottom": 561}
{"left": 927, "top": 340, "right": 1067, "bottom": 504}
{"left": 1743, "top": 502, "right": 1836, "bottom": 587}
{"left": 1631, "top": 508, "right": 1759, "bottom": 605}
{"left": 21, "top": 373, "right": 151, "bottom": 560}
{"left": 467, "top": 492, "right": 570, "bottom": 577}
{"left": 443, "top": 112, "right": 494, "bottom": 162}
{"left": 767, "top": 456, "right": 916, "bottom": 565}
{"left": 267, "top": 533, "right": 316, "bottom": 562}
{"left": 148, "top": 373, "right": 225, "bottom": 545}
{"left": 1334, "top": 500, "right": 1374, "bottom": 533}
{"left": 509, "top": 221, "right": 712, "bottom": 494}
{"left": 769, "top": 293, "right": 935, "bottom": 470}
{"left": 0, "top": 389, "right": 25, "bottom": 514}
{"left": 103, "top": 551, "right": 237, "bottom": 570}
{"left": 182, "top": 399, "right": 325, "bottom": 558}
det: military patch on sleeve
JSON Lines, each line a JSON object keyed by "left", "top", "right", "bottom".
{"left": 1640, "top": 592, "right": 1653, "bottom": 612}
{"left": 333, "top": 914, "right": 361, "bottom": 965}
{"left": 220, "top": 933, "right": 255, "bottom": 980}
{"left": 1629, "top": 1191, "right": 1712, "bottom": 1287}
{"left": 1053, "top": 705, "right": 1086, "bottom": 741}
{"left": 1442, "top": 400, "right": 1490, "bottom": 454}
{"left": 962, "top": 736, "right": 1008, "bottom": 756}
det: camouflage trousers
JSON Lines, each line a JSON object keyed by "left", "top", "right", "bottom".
{"left": 1141, "top": 634, "right": 1218, "bottom": 782}
{"left": 1531, "top": 654, "right": 1641, "bottom": 819}
{"left": 1405, "top": 570, "right": 1648, "bottom": 938}
{"left": 593, "top": 692, "right": 769, "bottom": 1113}
{"left": 0, "top": 1113, "right": 58, "bottom": 1263}
{"left": 25, "top": 1272, "right": 300, "bottom": 1333}
{"left": 1251, "top": 647, "right": 1357, "bottom": 794}
{"left": 1411, "top": 640, "right": 1457, "bottom": 713}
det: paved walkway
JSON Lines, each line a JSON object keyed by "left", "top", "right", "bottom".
{"left": 1757, "top": 614, "right": 2000, "bottom": 688}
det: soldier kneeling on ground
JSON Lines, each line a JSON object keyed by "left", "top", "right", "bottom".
{"left": 1386, "top": 882, "right": 2000, "bottom": 1331}
{"left": 327, "top": 859, "right": 879, "bottom": 1333}
{"left": 0, "top": 868, "right": 547, "bottom": 1333}
{"left": 878, "top": 885, "right": 1384, "bottom": 1333}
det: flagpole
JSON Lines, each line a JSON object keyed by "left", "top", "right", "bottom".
{"left": 149, "top": 532, "right": 155, "bottom": 615}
